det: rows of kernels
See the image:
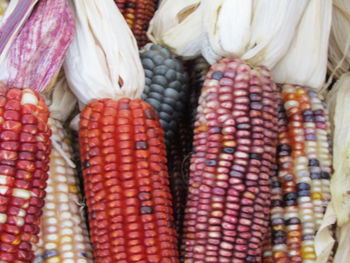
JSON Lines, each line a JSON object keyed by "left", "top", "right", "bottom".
{"left": 182, "top": 58, "right": 279, "bottom": 263}
{"left": 114, "top": 0, "right": 155, "bottom": 47}
{"left": 34, "top": 118, "right": 93, "bottom": 263}
{"left": 141, "top": 44, "right": 189, "bottom": 147}
{"left": 307, "top": 90, "right": 332, "bottom": 215}
{"left": 79, "top": 98, "right": 178, "bottom": 262}
{"left": 284, "top": 85, "right": 317, "bottom": 262}
{"left": 0, "top": 87, "right": 51, "bottom": 262}
{"left": 267, "top": 96, "right": 290, "bottom": 263}
{"left": 266, "top": 85, "right": 332, "bottom": 263}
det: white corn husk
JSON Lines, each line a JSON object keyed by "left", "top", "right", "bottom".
{"left": 327, "top": 0, "right": 350, "bottom": 80}
{"left": 64, "top": 0, "right": 144, "bottom": 106}
{"left": 271, "top": 0, "right": 332, "bottom": 90}
{"left": 315, "top": 73, "right": 350, "bottom": 263}
{"left": 148, "top": 0, "right": 331, "bottom": 90}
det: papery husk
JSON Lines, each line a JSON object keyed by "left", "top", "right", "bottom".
{"left": 148, "top": 0, "right": 330, "bottom": 90}
{"left": 0, "top": 0, "right": 75, "bottom": 92}
{"left": 0, "top": 0, "right": 39, "bottom": 64}
{"left": 64, "top": 0, "right": 144, "bottom": 106}
{"left": 148, "top": 0, "right": 202, "bottom": 59}
{"left": 327, "top": 0, "right": 350, "bottom": 80}
{"left": 0, "top": 0, "right": 9, "bottom": 19}
{"left": 319, "top": 73, "right": 350, "bottom": 263}
{"left": 271, "top": 0, "right": 332, "bottom": 90}
{"left": 46, "top": 71, "right": 77, "bottom": 123}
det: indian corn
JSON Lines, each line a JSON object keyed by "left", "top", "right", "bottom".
{"left": 115, "top": 0, "right": 156, "bottom": 47}
{"left": 79, "top": 98, "right": 179, "bottom": 262}
{"left": 182, "top": 58, "right": 280, "bottom": 262}
{"left": 141, "top": 43, "right": 189, "bottom": 148}
{"left": 0, "top": 86, "right": 51, "bottom": 262}
{"left": 264, "top": 85, "right": 332, "bottom": 263}
{"left": 34, "top": 118, "right": 93, "bottom": 263}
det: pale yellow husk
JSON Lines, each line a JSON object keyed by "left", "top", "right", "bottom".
{"left": 327, "top": 0, "right": 350, "bottom": 80}
{"left": 148, "top": 0, "right": 331, "bottom": 90}
{"left": 64, "top": 0, "right": 144, "bottom": 106}
{"left": 315, "top": 73, "right": 350, "bottom": 263}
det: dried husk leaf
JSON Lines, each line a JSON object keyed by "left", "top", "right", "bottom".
{"left": 0, "top": 0, "right": 39, "bottom": 64}
{"left": 271, "top": 0, "right": 332, "bottom": 90}
{"left": 328, "top": 0, "right": 350, "bottom": 80}
{"left": 0, "top": 0, "right": 75, "bottom": 92}
{"left": 320, "top": 73, "right": 350, "bottom": 262}
{"left": 46, "top": 71, "right": 77, "bottom": 123}
{"left": 64, "top": 0, "right": 144, "bottom": 106}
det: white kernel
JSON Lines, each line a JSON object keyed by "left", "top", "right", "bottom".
{"left": 59, "top": 193, "right": 69, "bottom": 202}
{"left": 63, "top": 260, "right": 75, "bottom": 263}
{"left": 0, "top": 213, "right": 7, "bottom": 223}
{"left": 77, "top": 260, "right": 88, "bottom": 263}
{"left": 62, "top": 228, "right": 73, "bottom": 235}
{"left": 48, "top": 218, "right": 58, "bottom": 224}
{"left": 17, "top": 209, "right": 26, "bottom": 217}
{"left": 15, "top": 216, "right": 24, "bottom": 226}
{"left": 56, "top": 166, "right": 66, "bottom": 174}
{"left": 0, "top": 175, "right": 9, "bottom": 185}
{"left": 45, "top": 243, "right": 57, "bottom": 250}
{"left": 47, "top": 225, "right": 58, "bottom": 233}
{"left": 61, "top": 212, "right": 71, "bottom": 219}
{"left": 55, "top": 175, "right": 67, "bottom": 183}
{"left": 61, "top": 236, "right": 73, "bottom": 243}
{"left": 62, "top": 252, "right": 74, "bottom": 258}
{"left": 74, "top": 234, "right": 83, "bottom": 242}
{"left": 47, "top": 234, "right": 58, "bottom": 241}
{"left": 62, "top": 220, "right": 74, "bottom": 228}
{"left": 0, "top": 186, "right": 8, "bottom": 195}
{"left": 284, "top": 100, "right": 299, "bottom": 110}
{"left": 58, "top": 184, "right": 69, "bottom": 192}
{"left": 21, "top": 92, "right": 38, "bottom": 105}
{"left": 272, "top": 244, "right": 287, "bottom": 252}
{"left": 46, "top": 186, "right": 54, "bottom": 192}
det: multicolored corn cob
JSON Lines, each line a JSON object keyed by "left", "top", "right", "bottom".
{"left": 182, "top": 58, "right": 280, "bottom": 262}
{"left": 264, "top": 85, "right": 332, "bottom": 263}
{"left": 0, "top": 86, "right": 51, "bottom": 262}
{"left": 33, "top": 118, "right": 93, "bottom": 263}
{"left": 114, "top": 0, "right": 156, "bottom": 47}
{"left": 79, "top": 98, "right": 179, "bottom": 262}
{"left": 141, "top": 43, "right": 189, "bottom": 148}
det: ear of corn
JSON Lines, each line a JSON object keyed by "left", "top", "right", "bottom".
{"left": 115, "top": 0, "right": 156, "bottom": 48}
{"left": 79, "top": 98, "right": 179, "bottom": 262}
{"left": 141, "top": 43, "right": 189, "bottom": 148}
{"left": 0, "top": 86, "right": 51, "bottom": 262}
{"left": 182, "top": 58, "right": 280, "bottom": 262}
{"left": 265, "top": 85, "right": 332, "bottom": 262}
{"left": 33, "top": 118, "right": 93, "bottom": 263}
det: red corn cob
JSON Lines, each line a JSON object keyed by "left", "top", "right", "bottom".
{"left": 79, "top": 98, "right": 179, "bottom": 262}
{"left": 0, "top": 86, "right": 51, "bottom": 263}
{"left": 182, "top": 58, "right": 280, "bottom": 262}
{"left": 115, "top": 0, "right": 156, "bottom": 48}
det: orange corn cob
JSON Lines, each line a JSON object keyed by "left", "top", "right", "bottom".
{"left": 182, "top": 58, "right": 280, "bottom": 262}
{"left": 115, "top": 0, "right": 156, "bottom": 48}
{"left": 0, "top": 86, "right": 51, "bottom": 263}
{"left": 79, "top": 98, "right": 178, "bottom": 262}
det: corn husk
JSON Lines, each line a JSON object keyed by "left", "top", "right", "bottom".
{"left": 0, "top": 0, "right": 75, "bottom": 92}
{"left": 271, "top": 0, "right": 332, "bottom": 90}
{"left": 149, "top": 0, "right": 331, "bottom": 90}
{"left": 319, "top": 73, "right": 350, "bottom": 262}
{"left": 0, "top": 0, "right": 9, "bottom": 19}
{"left": 0, "top": 0, "right": 39, "bottom": 64}
{"left": 328, "top": 0, "right": 350, "bottom": 80}
{"left": 64, "top": 0, "right": 144, "bottom": 106}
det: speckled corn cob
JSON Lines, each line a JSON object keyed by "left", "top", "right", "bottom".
{"left": 34, "top": 118, "right": 93, "bottom": 263}
{"left": 182, "top": 58, "right": 280, "bottom": 262}
{"left": 266, "top": 85, "right": 332, "bottom": 263}
{"left": 114, "top": 0, "right": 155, "bottom": 47}
{"left": 141, "top": 44, "right": 189, "bottom": 148}
{"left": 0, "top": 87, "right": 51, "bottom": 263}
{"left": 79, "top": 98, "right": 179, "bottom": 263}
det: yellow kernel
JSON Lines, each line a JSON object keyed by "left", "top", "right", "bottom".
{"left": 302, "top": 253, "right": 316, "bottom": 260}
{"left": 223, "top": 141, "right": 236, "bottom": 147}
{"left": 47, "top": 257, "right": 60, "bottom": 263}
{"left": 296, "top": 88, "right": 306, "bottom": 95}
{"left": 69, "top": 185, "right": 78, "bottom": 193}
{"left": 311, "top": 193, "right": 322, "bottom": 200}
{"left": 12, "top": 236, "right": 21, "bottom": 245}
